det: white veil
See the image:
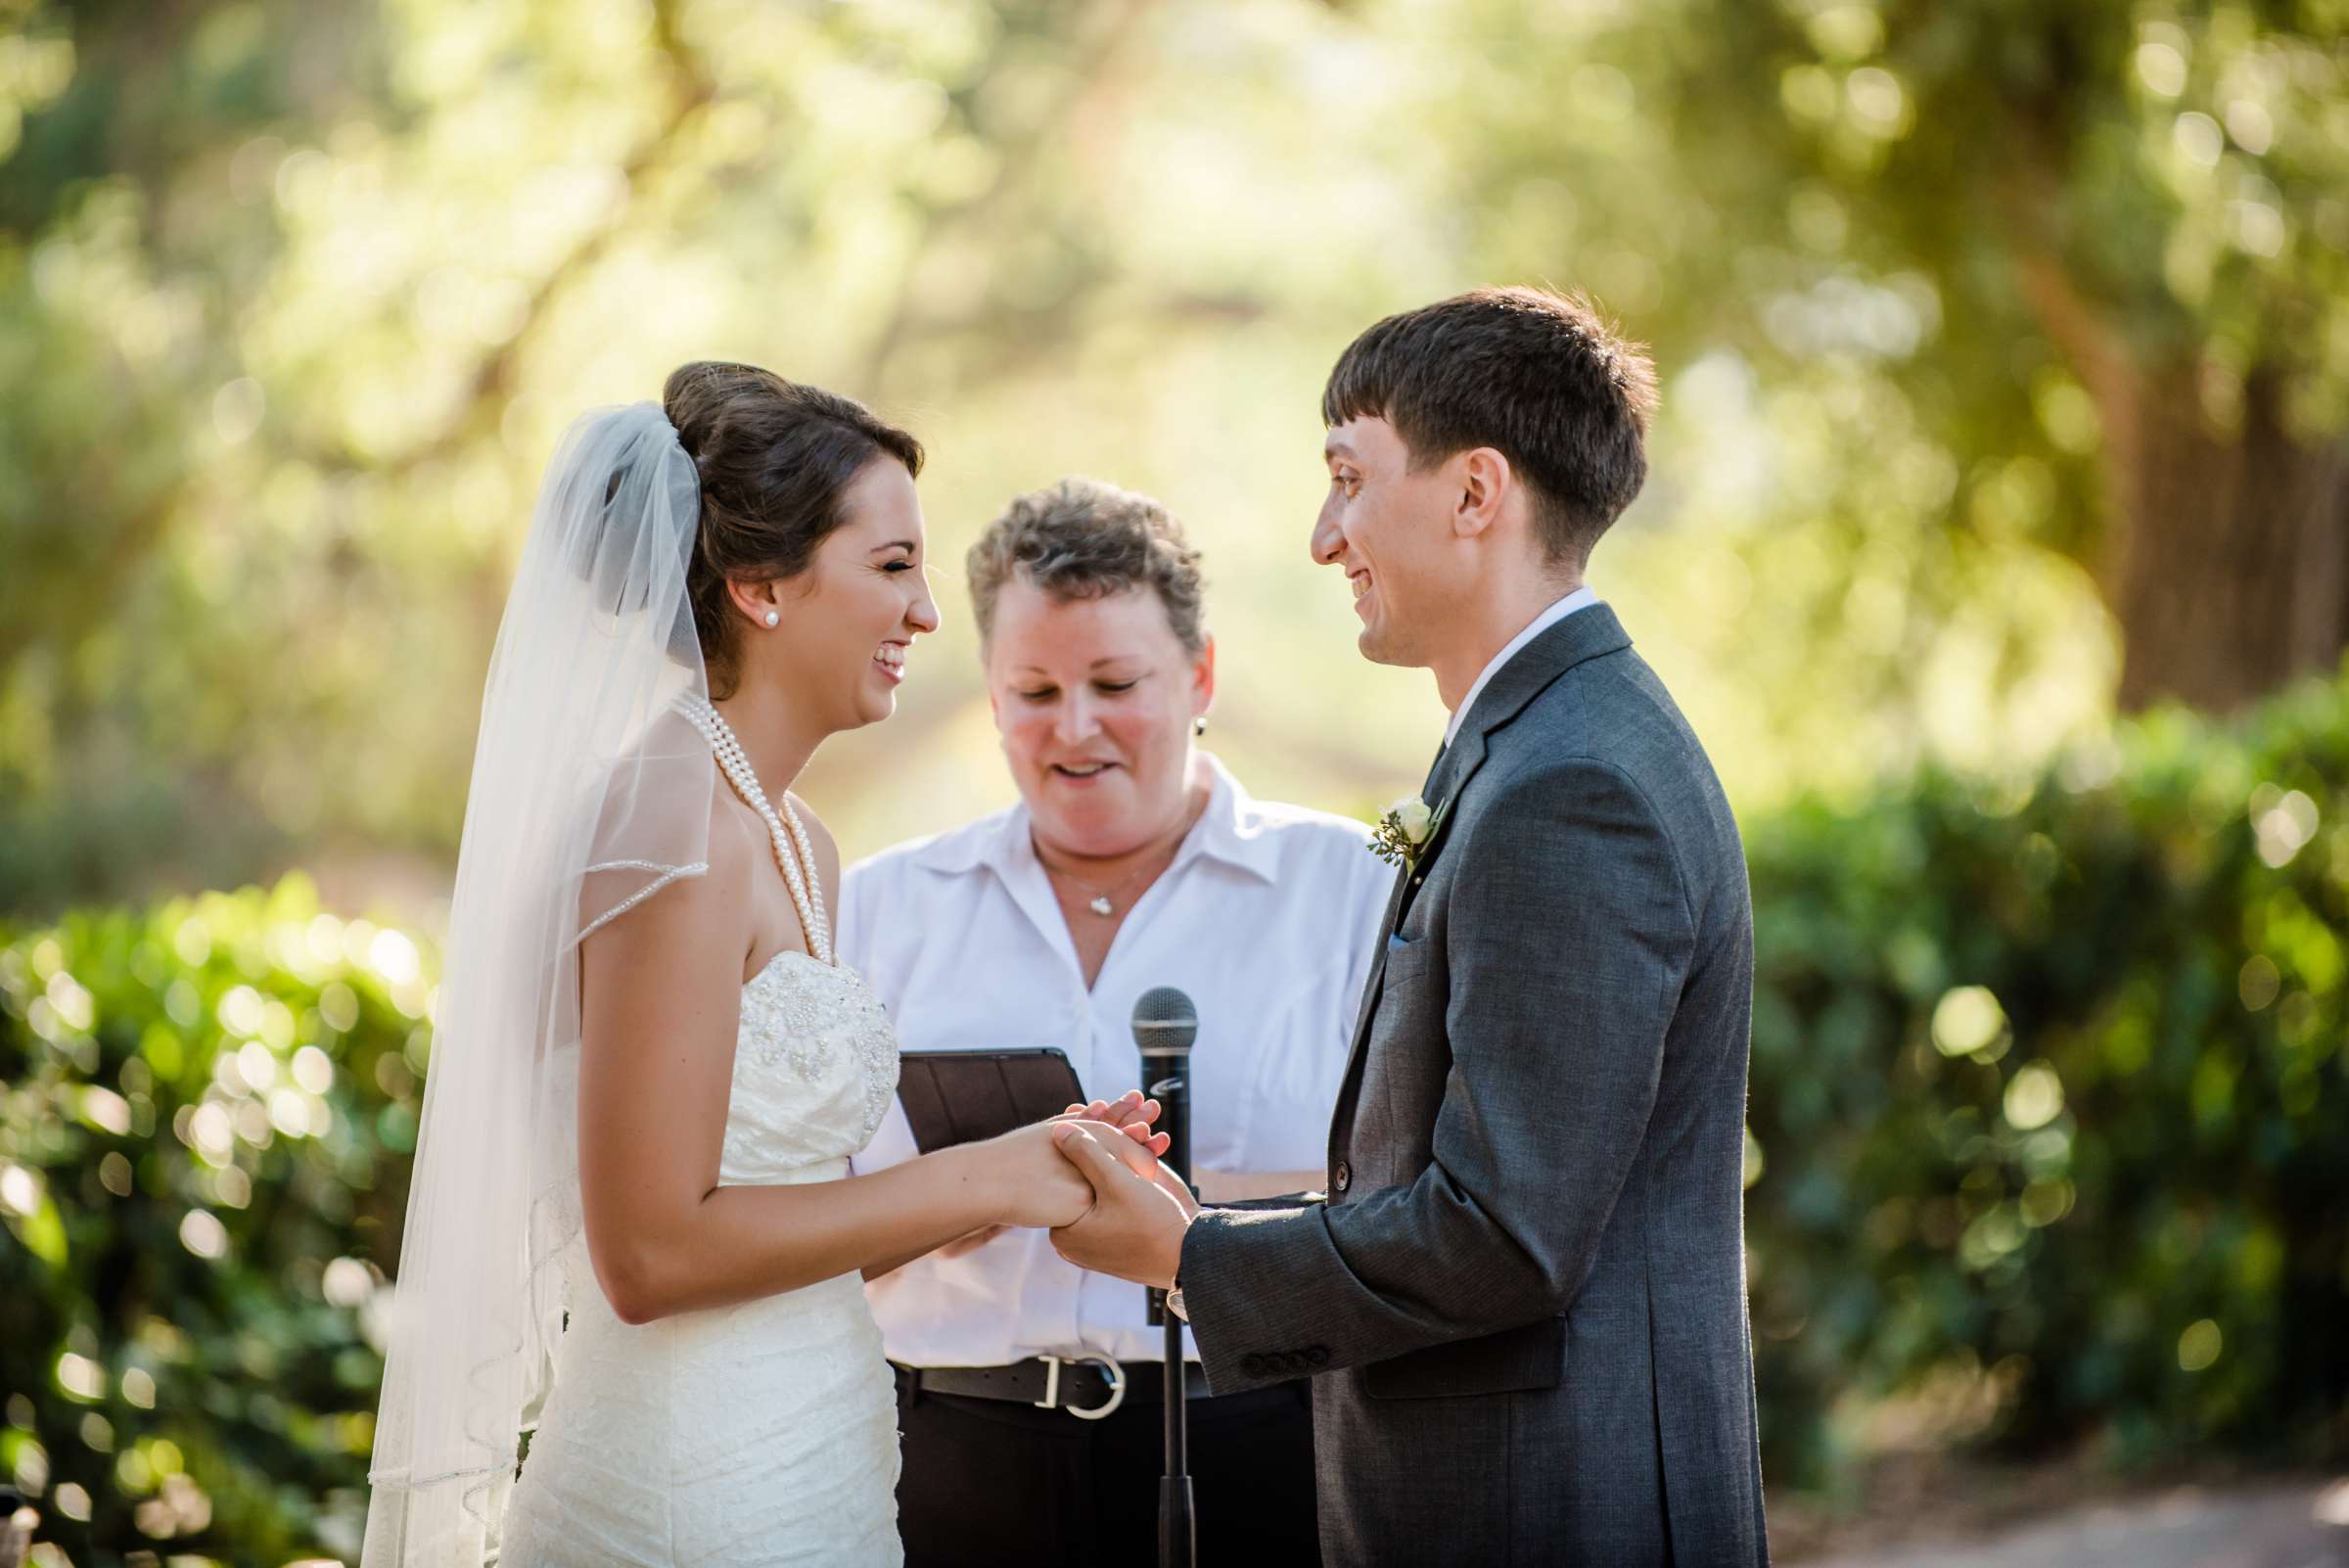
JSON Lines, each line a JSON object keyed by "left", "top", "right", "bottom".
{"left": 362, "top": 402, "right": 714, "bottom": 1565}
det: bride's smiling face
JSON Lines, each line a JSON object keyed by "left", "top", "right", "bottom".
{"left": 986, "top": 577, "right": 1213, "bottom": 858}
{"left": 738, "top": 458, "right": 941, "bottom": 731}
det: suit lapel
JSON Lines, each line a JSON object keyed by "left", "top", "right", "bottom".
{"left": 1380, "top": 601, "right": 1633, "bottom": 919}
{"left": 1376, "top": 739, "right": 1451, "bottom": 939}
{"left": 1398, "top": 728, "right": 1485, "bottom": 906}
{"left": 1345, "top": 736, "right": 1444, "bottom": 1050}
{"left": 1449, "top": 602, "right": 1634, "bottom": 758}
{"left": 1331, "top": 604, "right": 1637, "bottom": 1123}
{"left": 1345, "top": 865, "right": 1411, "bottom": 1051}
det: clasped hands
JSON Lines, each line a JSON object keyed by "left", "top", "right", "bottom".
{"left": 1050, "top": 1091, "right": 1201, "bottom": 1291}
{"left": 948, "top": 1089, "right": 1199, "bottom": 1290}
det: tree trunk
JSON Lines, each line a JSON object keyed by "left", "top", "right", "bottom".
{"left": 2101, "top": 367, "right": 2349, "bottom": 713}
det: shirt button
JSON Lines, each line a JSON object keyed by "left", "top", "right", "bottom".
{"left": 1332, "top": 1161, "right": 1351, "bottom": 1194}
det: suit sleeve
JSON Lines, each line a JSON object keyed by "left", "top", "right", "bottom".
{"left": 1179, "top": 757, "right": 1695, "bottom": 1392}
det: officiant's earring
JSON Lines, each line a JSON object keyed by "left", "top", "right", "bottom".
{"left": 763, "top": 610, "right": 780, "bottom": 627}
{"left": 1193, "top": 715, "right": 1208, "bottom": 737}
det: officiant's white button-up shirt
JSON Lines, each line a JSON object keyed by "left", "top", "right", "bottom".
{"left": 837, "top": 755, "right": 1391, "bottom": 1367}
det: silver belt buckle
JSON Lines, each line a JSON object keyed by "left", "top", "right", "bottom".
{"left": 1034, "top": 1353, "right": 1127, "bottom": 1420}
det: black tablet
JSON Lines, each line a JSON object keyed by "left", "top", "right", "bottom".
{"left": 895, "top": 1048, "right": 1088, "bottom": 1153}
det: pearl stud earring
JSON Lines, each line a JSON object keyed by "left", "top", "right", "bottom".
{"left": 763, "top": 610, "right": 780, "bottom": 627}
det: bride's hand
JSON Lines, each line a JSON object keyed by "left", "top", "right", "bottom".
{"left": 981, "top": 1119, "right": 1165, "bottom": 1229}
{"left": 1054, "top": 1088, "right": 1171, "bottom": 1159}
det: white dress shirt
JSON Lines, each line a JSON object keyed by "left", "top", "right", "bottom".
{"left": 1445, "top": 586, "right": 1601, "bottom": 746}
{"left": 836, "top": 755, "right": 1392, "bottom": 1366}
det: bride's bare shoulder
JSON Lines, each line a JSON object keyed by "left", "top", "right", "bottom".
{"left": 579, "top": 814, "right": 753, "bottom": 980}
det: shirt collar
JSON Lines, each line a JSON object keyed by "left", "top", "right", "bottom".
{"left": 907, "top": 751, "right": 1280, "bottom": 886}
{"left": 1186, "top": 752, "right": 1282, "bottom": 884}
{"left": 1444, "top": 585, "right": 1600, "bottom": 747}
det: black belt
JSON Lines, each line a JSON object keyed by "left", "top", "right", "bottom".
{"left": 893, "top": 1356, "right": 1213, "bottom": 1419}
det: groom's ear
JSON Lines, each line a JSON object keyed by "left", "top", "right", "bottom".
{"left": 1451, "top": 447, "right": 1514, "bottom": 540}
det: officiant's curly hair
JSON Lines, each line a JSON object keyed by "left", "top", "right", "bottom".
{"left": 663, "top": 360, "right": 925, "bottom": 698}
{"left": 965, "top": 477, "right": 1207, "bottom": 657}
{"left": 1322, "top": 287, "right": 1657, "bottom": 569}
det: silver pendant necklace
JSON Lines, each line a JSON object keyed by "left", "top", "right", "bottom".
{"left": 1039, "top": 850, "right": 1163, "bottom": 918}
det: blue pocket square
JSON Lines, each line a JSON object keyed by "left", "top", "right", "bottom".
{"left": 1387, "top": 933, "right": 1414, "bottom": 951}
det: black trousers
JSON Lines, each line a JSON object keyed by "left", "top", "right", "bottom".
{"left": 898, "top": 1374, "right": 1320, "bottom": 1567}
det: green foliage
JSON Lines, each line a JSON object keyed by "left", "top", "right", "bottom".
{"left": 3, "top": 677, "right": 2345, "bottom": 1558}
{"left": 0, "top": 878, "right": 426, "bottom": 1566}
{"left": 1744, "top": 662, "right": 2349, "bottom": 1483}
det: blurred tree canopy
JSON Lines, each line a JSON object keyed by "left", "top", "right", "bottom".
{"left": 2, "top": 0, "right": 2344, "bottom": 915}
{"left": 1438, "top": 0, "right": 2349, "bottom": 714}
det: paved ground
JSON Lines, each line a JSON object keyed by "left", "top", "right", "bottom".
{"left": 1788, "top": 1477, "right": 2349, "bottom": 1568}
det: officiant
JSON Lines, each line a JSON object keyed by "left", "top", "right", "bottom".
{"left": 837, "top": 477, "right": 1390, "bottom": 1567}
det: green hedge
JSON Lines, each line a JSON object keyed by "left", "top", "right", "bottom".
{"left": 1743, "top": 670, "right": 2349, "bottom": 1483}
{"left": 1, "top": 880, "right": 426, "bottom": 1566}
{"left": 3, "top": 673, "right": 2345, "bottom": 1561}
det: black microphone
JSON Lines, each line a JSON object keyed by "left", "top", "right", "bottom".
{"left": 1130, "top": 985, "right": 1198, "bottom": 1568}
{"left": 1133, "top": 986, "right": 1196, "bottom": 1329}
{"left": 1131, "top": 985, "right": 1198, "bottom": 1200}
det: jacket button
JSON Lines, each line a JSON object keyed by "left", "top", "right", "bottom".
{"left": 1306, "top": 1347, "right": 1330, "bottom": 1368}
{"left": 1332, "top": 1161, "right": 1352, "bottom": 1194}
{"left": 1240, "top": 1354, "right": 1267, "bottom": 1377}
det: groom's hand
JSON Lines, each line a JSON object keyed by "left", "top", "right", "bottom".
{"left": 1047, "top": 1125, "right": 1198, "bottom": 1289}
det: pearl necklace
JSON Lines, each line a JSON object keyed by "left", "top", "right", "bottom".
{"left": 677, "top": 696, "right": 832, "bottom": 966}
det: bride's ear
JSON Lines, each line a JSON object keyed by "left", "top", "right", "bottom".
{"left": 726, "top": 576, "right": 785, "bottom": 629}
{"left": 1190, "top": 634, "right": 1217, "bottom": 720}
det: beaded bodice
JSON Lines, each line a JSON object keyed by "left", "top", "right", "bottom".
{"left": 534, "top": 947, "right": 900, "bottom": 1332}
{"left": 717, "top": 949, "right": 899, "bottom": 1183}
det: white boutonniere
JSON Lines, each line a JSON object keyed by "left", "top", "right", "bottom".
{"left": 1368, "top": 794, "right": 1448, "bottom": 872}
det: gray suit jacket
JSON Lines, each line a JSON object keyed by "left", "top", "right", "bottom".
{"left": 1180, "top": 606, "right": 1768, "bottom": 1567}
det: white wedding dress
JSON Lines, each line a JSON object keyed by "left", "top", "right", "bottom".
{"left": 500, "top": 949, "right": 905, "bottom": 1567}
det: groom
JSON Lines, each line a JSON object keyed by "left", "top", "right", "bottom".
{"left": 1051, "top": 287, "right": 1768, "bottom": 1565}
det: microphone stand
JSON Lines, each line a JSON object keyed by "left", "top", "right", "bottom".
{"left": 1144, "top": 1043, "right": 1195, "bottom": 1568}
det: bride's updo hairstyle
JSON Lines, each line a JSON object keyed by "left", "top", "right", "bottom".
{"left": 663, "top": 360, "right": 925, "bottom": 698}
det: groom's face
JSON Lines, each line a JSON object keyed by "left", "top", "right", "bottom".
{"left": 1314, "top": 415, "right": 1468, "bottom": 669}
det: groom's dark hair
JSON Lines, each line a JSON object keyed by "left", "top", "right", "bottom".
{"left": 1322, "top": 287, "right": 1657, "bottom": 568}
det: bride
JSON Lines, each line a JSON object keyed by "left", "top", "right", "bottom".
{"left": 361, "top": 362, "right": 1168, "bottom": 1566}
